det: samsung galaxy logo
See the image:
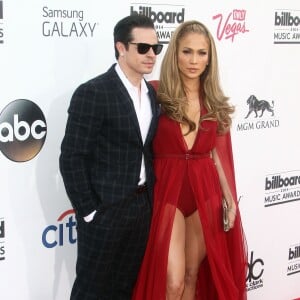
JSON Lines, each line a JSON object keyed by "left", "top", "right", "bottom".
{"left": 42, "top": 6, "right": 99, "bottom": 38}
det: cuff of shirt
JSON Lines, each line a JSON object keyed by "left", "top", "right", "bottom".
{"left": 83, "top": 210, "right": 97, "bottom": 222}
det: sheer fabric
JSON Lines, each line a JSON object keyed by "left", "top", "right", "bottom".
{"left": 132, "top": 82, "right": 247, "bottom": 300}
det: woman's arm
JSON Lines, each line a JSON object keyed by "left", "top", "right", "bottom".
{"left": 212, "top": 148, "right": 237, "bottom": 228}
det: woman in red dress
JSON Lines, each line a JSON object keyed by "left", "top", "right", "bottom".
{"left": 132, "top": 20, "right": 248, "bottom": 300}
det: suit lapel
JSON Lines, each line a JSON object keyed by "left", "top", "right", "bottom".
{"left": 144, "top": 82, "right": 159, "bottom": 145}
{"left": 109, "top": 67, "right": 143, "bottom": 142}
{"left": 107, "top": 66, "right": 159, "bottom": 145}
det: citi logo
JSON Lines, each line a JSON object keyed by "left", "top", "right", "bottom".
{"left": 275, "top": 11, "right": 300, "bottom": 26}
{"left": 130, "top": 6, "right": 184, "bottom": 24}
{"left": 42, "top": 209, "right": 77, "bottom": 248}
{"left": 0, "top": 99, "right": 47, "bottom": 162}
{"left": 289, "top": 245, "right": 300, "bottom": 260}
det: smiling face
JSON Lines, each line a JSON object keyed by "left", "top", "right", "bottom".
{"left": 177, "top": 32, "right": 210, "bottom": 82}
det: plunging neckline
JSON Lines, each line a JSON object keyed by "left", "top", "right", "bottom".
{"left": 179, "top": 96, "right": 202, "bottom": 151}
{"left": 178, "top": 122, "right": 200, "bottom": 152}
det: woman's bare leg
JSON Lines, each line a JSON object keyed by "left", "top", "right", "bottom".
{"left": 182, "top": 210, "right": 206, "bottom": 299}
{"left": 166, "top": 208, "right": 186, "bottom": 300}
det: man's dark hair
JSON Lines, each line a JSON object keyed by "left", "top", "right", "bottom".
{"left": 113, "top": 15, "right": 155, "bottom": 59}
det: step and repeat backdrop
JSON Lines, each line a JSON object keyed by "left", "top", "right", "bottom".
{"left": 1, "top": 0, "right": 300, "bottom": 299}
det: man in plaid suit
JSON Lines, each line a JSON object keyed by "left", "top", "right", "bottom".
{"left": 59, "top": 15, "right": 163, "bottom": 300}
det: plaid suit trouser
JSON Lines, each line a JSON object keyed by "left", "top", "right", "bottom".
{"left": 70, "top": 190, "right": 151, "bottom": 300}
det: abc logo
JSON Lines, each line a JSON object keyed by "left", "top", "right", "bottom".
{"left": 0, "top": 99, "right": 47, "bottom": 162}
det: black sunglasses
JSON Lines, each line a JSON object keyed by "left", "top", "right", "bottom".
{"left": 129, "top": 42, "right": 163, "bottom": 55}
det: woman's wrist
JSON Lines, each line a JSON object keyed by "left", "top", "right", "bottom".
{"left": 228, "top": 207, "right": 236, "bottom": 216}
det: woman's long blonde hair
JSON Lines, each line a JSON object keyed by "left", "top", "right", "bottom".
{"left": 157, "top": 20, "right": 234, "bottom": 134}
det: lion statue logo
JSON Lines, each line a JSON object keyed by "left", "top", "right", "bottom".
{"left": 245, "top": 95, "right": 274, "bottom": 118}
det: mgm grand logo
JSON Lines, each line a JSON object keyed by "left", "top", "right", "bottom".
{"left": 245, "top": 95, "right": 274, "bottom": 118}
{"left": 236, "top": 94, "right": 279, "bottom": 131}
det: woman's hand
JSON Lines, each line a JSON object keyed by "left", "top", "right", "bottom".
{"left": 227, "top": 199, "right": 236, "bottom": 229}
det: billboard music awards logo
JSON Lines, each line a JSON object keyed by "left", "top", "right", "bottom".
{"left": 0, "top": 99, "right": 47, "bottom": 162}
{"left": 0, "top": 217, "right": 5, "bottom": 261}
{"left": 274, "top": 9, "right": 300, "bottom": 44}
{"left": 287, "top": 243, "right": 300, "bottom": 276}
{"left": 0, "top": 0, "right": 4, "bottom": 44}
{"left": 236, "top": 94, "right": 280, "bottom": 131}
{"left": 264, "top": 170, "right": 300, "bottom": 207}
{"left": 42, "top": 209, "right": 77, "bottom": 248}
{"left": 130, "top": 3, "right": 185, "bottom": 44}
{"left": 212, "top": 9, "right": 249, "bottom": 42}
{"left": 247, "top": 251, "right": 264, "bottom": 291}
{"left": 41, "top": 6, "right": 99, "bottom": 38}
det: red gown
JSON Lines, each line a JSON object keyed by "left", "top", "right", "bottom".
{"left": 132, "top": 108, "right": 248, "bottom": 299}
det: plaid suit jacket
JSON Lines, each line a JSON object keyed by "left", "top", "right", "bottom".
{"left": 59, "top": 64, "right": 160, "bottom": 217}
